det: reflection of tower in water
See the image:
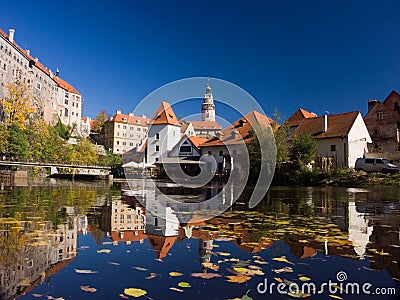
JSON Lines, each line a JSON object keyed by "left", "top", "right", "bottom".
{"left": 199, "top": 239, "right": 213, "bottom": 271}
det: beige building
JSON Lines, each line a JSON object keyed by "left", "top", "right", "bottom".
{"left": 0, "top": 28, "right": 82, "bottom": 133}
{"left": 104, "top": 110, "right": 149, "bottom": 154}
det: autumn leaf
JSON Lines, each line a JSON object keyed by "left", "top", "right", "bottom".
{"left": 32, "top": 294, "right": 42, "bottom": 298}
{"left": 191, "top": 272, "right": 222, "bottom": 279}
{"left": 202, "top": 262, "right": 220, "bottom": 271}
{"left": 109, "top": 262, "right": 120, "bottom": 266}
{"left": 299, "top": 276, "right": 311, "bottom": 281}
{"left": 97, "top": 249, "right": 111, "bottom": 254}
{"left": 145, "top": 273, "right": 159, "bottom": 280}
{"left": 271, "top": 267, "right": 293, "bottom": 274}
{"left": 74, "top": 269, "right": 98, "bottom": 274}
{"left": 329, "top": 295, "right": 343, "bottom": 300}
{"left": 80, "top": 285, "right": 97, "bottom": 293}
{"left": 274, "top": 277, "right": 283, "bottom": 283}
{"left": 287, "top": 291, "right": 311, "bottom": 298}
{"left": 124, "top": 288, "right": 147, "bottom": 298}
{"left": 119, "top": 294, "right": 129, "bottom": 299}
{"left": 169, "top": 287, "right": 184, "bottom": 293}
{"left": 178, "top": 282, "right": 191, "bottom": 288}
{"left": 272, "top": 256, "right": 294, "bottom": 265}
{"left": 226, "top": 274, "right": 252, "bottom": 283}
{"left": 254, "top": 260, "right": 268, "bottom": 265}
{"left": 217, "top": 252, "right": 231, "bottom": 256}
{"left": 169, "top": 271, "right": 184, "bottom": 277}
{"left": 133, "top": 266, "right": 147, "bottom": 271}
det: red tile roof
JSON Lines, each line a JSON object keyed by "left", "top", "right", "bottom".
{"left": 147, "top": 235, "right": 177, "bottom": 259}
{"left": 0, "top": 28, "right": 80, "bottom": 95}
{"left": 150, "top": 101, "right": 180, "bottom": 125}
{"left": 293, "top": 111, "right": 360, "bottom": 139}
{"left": 187, "top": 135, "right": 209, "bottom": 148}
{"left": 285, "top": 108, "right": 317, "bottom": 127}
{"left": 108, "top": 112, "right": 150, "bottom": 125}
{"left": 200, "top": 110, "right": 275, "bottom": 147}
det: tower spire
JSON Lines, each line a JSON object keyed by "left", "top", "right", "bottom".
{"left": 201, "top": 81, "right": 215, "bottom": 122}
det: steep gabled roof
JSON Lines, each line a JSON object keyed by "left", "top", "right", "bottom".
{"left": 200, "top": 110, "right": 274, "bottom": 147}
{"left": 108, "top": 112, "right": 149, "bottom": 125}
{"left": 293, "top": 111, "right": 359, "bottom": 139}
{"left": 149, "top": 101, "right": 180, "bottom": 125}
{"left": 147, "top": 235, "right": 177, "bottom": 259}
{"left": 189, "top": 121, "right": 222, "bottom": 130}
{"left": 383, "top": 90, "right": 400, "bottom": 104}
{"left": 187, "top": 135, "right": 208, "bottom": 148}
{"left": 285, "top": 108, "right": 317, "bottom": 127}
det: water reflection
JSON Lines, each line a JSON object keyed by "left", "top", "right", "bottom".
{"left": 0, "top": 181, "right": 398, "bottom": 299}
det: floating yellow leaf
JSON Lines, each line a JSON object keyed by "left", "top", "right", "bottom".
{"left": 191, "top": 272, "right": 222, "bottom": 279}
{"left": 97, "top": 249, "right": 111, "bottom": 253}
{"left": 80, "top": 285, "right": 97, "bottom": 293}
{"left": 169, "top": 287, "right": 184, "bottom": 292}
{"left": 329, "top": 295, "right": 343, "bottom": 300}
{"left": 274, "top": 277, "right": 283, "bottom": 283}
{"left": 288, "top": 291, "right": 311, "bottom": 298}
{"left": 124, "top": 288, "right": 147, "bottom": 298}
{"left": 272, "top": 267, "right": 293, "bottom": 274}
{"left": 218, "top": 252, "right": 231, "bottom": 256}
{"left": 254, "top": 260, "right": 268, "bottom": 265}
{"left": 299, "top": 276, "right": 311, "bottom": 281}
{"left": 202, "top": 262, "right": 220, "bottom": 271}
{"left": 133, "top": 266, "right": 147, "bottom": 271}
{"left": 233, "top": 267, "right": 248, "bottom": 273}
{"left": 178, "top": 282, "right": 191, "bottom": 288}
{"left": 169, "top": 271, "right": 184, "bottom": 277}
{"left": 226, "top": 274, "right": 252, "bottom": 283}
{"left": 272, "top": 256, "right": 294, "bottom": 265}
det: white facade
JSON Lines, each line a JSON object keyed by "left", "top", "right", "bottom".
{"left": 169, "top": 135, "right": 201, "bottom": 157}
{"left": 147, "top": 123, "right": 181, "bottom": 164}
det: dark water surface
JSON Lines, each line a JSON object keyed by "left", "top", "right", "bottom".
{"left": 0, "top": 179, "right": 399, "bottom": 299}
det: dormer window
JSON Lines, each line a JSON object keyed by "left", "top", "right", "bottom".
{"left": 123, "top": 117, "right": 127, "bottom": 122}
{"left": 377, "top": 111, "right": 383, "bottom": 120}
{"left": 395, "top": 102, "right": 399, "bottom": 111}
{"left": 137, "top": 120, "right": 141, "bottom": 124}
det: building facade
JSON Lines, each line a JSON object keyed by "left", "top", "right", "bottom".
{"left": 201, "top": 83, "right": 216, "bottom": 122}
{"left": 0, "top": 28, "right": 82, "bottom": 133}
{"left": 103, "top": 110, "right": 149, "bottom": 154}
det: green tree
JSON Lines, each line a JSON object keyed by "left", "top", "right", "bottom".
{"left": 0, "top": 123, "right": 9, "bottom": 154}
{"left": 68, "top": 138, "right": 98, "bottom": 165}
{"left": 93, "top": 110, "right": 108, "bottom": 133}
{"left": 289, "top": 131, "right": 316, "bottom": 169}
{"left": 8, "top": 123, "right": 29, "bottom": 159}
{"left": 54, "top": 119, "right": 71, "bottom": 140}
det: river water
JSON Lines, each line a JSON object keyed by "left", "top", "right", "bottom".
{"left": 0, "top": 179, "right": 399, "bottom": 299}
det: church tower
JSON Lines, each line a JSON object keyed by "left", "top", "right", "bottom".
{"left": 201, "top": 82, "right": 216, "bottom": 122}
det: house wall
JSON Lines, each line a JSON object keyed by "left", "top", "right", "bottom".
{"left": 147, "top": 123, "right": 180, "bottom": 164}
{"left": 169, "top": 137, "right": 201, "bottom": 157}
{"left": 347, "top": 113, "right": 372, "bottom": 167}
{"left": 316, "top": 137, "right": 347, "bottom": 167}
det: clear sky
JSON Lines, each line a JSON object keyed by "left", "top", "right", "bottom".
{"left": 0, "top": 0, "right": 399, "bottom": 122}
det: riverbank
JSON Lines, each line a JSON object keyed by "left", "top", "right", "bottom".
{"left": 318, "top": 170, "right": 400, "bottom": 186}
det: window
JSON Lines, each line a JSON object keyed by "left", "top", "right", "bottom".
{"left": 65, "top": 92, "right": 69, "bottom": 98}
{"left": 155, "top": 145, "right": 159, "bottom": 151}
{"left": 36, "top": 82, "right": 41, "bottom": 90}
{"left": 365, "top": 158, "right": 374, "bottom": 164}
{"left": 123, "top": 142, "right": 126, "bottom": 146}
{"left": 123, "top": 125, "right": 126, "bottom": 129}
{"left": 395, "top": 102, "right": 399, "bottom": 111}
{"left": 137, "top": 127, "right": 141, "bottom": 131}
{"left": 208, "top": 151, "right": 212, "bottom": 155}
{"left": 374, "top": 128, "right": 379, "bottom": 136}
{"left": 377, "top": 111, "right": 383, "bottom": 120}
{"left": 180, "top": 146, "right": 191, "bottom": 153}
{"left": 116, "top": 141, "right": 120, "bottom": 145}
{"left": 155, "top": 133, "right": 159, "bottom": 140}
{"left": 155, "top": 158, "right": 159, "bottom": 162}
{"left": 219, "top": 150, "right": 223, "bottom": 156}
{"left": 330, "top": 145, "right": 336, "bottom": 151}
{"left": 64, "top": 108, "right": 68, "bottom": 117}
{"left": 64, "top": 99, "right": 68, "bottom": 105}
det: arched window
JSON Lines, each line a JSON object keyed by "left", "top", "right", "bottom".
{"left": 64, "top": 108, "right": 68, "bottom": 117}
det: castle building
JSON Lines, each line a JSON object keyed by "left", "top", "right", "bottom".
{"left": 0, "top": 28, "right": 82, "bottom": 133}
{"left": 201, "top": 83, "right": 215, "bottom": 122}
{"left": 103, "top": 110, "right": 149, "bottom": 154}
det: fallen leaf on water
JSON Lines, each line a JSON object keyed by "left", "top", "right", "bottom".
{"left": 80, "top": 285, "right": 97, "bottom": 293}
{"left": 202, "top": 262, "right": 219, "bottom": 271}
{"left": 74, "top": 269, "right": 98, "bottom": 274}
{"left": 217, "top": 252, "right": 231, "bottom": 256}
{"left": 272, "top": 256, "right": 294, "bottom": 265}
{"left": 32, "top": 294, "right": 42, "bottom": 298}
{"left": 109, "top": 262, "right": 120, "bottom": 266}
{"left": 145, "top": 273, "right": 159, "bottom": 279}
{"left": 271, "top": 267, "right": 293, "bottom": 274}
{"left": 133, "top": 266, "right": 147, "bottom": 271}
{"left": 97, "top": 249, "right": 111, "bottom": 254}
{"left": 191, "top": 272, "right": 222, "bottom": 279}
{"left": 119, "top": 294, "right": 129, "bottom": 299}
{"left": 178, "top": 282, "right": 191, "bottom": 288}
{"left": 248, "top": 265, "right": 262, "bottom": 270}
{"left": 274, "top": 277, "right": 283, "bottom": 283}
{"left": 169, "top": 271, "right": 184, "bottom": 277}
{"left": 254, "top": 260, "right": 268, "bottom": 265}
{"left": 226, "top": 274, "right": 252, "bottom": 283}
{"left": 287, "top": 291, "right": 311, "bottom": 298}
{"left": 169, "top": 287, "right": 184, "bottom": 293}
{"left": 299, "top": 276, "right": 311, "bottom": 281}
{"left": 124, "top": 288, "right": 147, "bottom": 298}
{"left": 329, "top": 295, "right": 343, "bottom": 300}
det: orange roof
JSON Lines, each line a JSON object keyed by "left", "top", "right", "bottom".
{"left": 180, "top": 122, "right": 191, "bottom": 133}
{"left": 187, "top": 135, "right": 209, "bottom": 148}
{"left": 285, "top": 108, "right": 317, "bottom": 127}
{"left": 0, "top": 28, "right": 80, "bottom": 95}
{"left": 189, "top": 121, "right": 222, "bottom": 130}
{"left": 293, "top": 111, "right": 359, "bottom": 139}
{"left": 108, "top": 112, "right": 149, "bottom": 125}
{"left": 200, "top": 110, "right": 274, "bottom": 147}
{"left": 147, "top": 234, "right": 177, "bottom": 259}
{"left": 150, "top": 101, "right": 180, "bottom": 125}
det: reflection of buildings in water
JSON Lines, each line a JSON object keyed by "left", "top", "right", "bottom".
{"left": 347, "top": 201, "right": 373, "bottom": 257}
{"left": 101, "top": 197, "right": 146, "bottom": 245}
{"left": 199, "top": 239, "right": 213, "bottom": 271}
{"left": 0, "top": 208, "right": 79, "bottom": 300}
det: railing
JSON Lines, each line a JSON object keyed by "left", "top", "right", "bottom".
{"left": 0, "top": 158, "right": 111, "bottom": 170}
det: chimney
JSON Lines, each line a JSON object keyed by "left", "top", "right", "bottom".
{"left": 26, "top": 49, "right": 30, "bottom": 56}
{"left": 56, "top": 68, "right": 59, "bottom": 76}
{"left": 368, "top": 100, "right": 378, "bottom": 112}
{"left": 322, "top": 115, "right": 328, "bottom": 133}
{"left": 9, "top": 28, "right": 15, "bottom": 43}
{"left": 116, "top": 110, "right": 121, "bottom": 115}
{"left": 34, "top": 57, "right": 38, "bottom": 62}
{"left": 141, "top": 114, "right": 146, "bottom": 118}
{"left": 128, "top": 112, "right": 133, "bottom": 116}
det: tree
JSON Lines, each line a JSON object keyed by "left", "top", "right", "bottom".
{"left": 54, "top": 119, "right": 71, "bottom": 140}
{"left": 289, "top": 131, "right": 317, "bottom": 169}
{"left": 8, "top": 123, "right": 29, "bottom": 159}
{"left": 0, "top": 123, "right": 9, "bottom": 154}
{"left": 93, "top": 110, "right": 108, "bottom": 133}
{"left": 68, "top": 138, "right": 98, "bottom": 165}
{"left": 0, "top": 81, "right": 35, "bottom": 128}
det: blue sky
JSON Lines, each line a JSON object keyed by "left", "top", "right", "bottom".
{"left": 1, "top": 0, "right": 399, "bottom": 123}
